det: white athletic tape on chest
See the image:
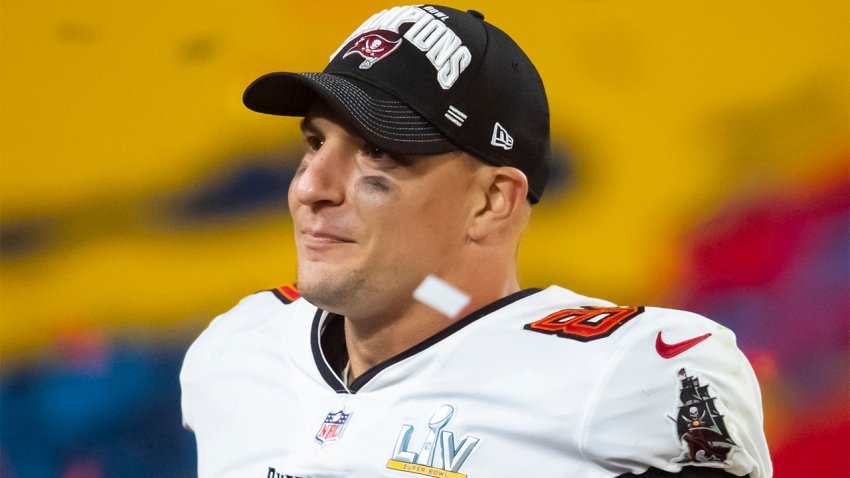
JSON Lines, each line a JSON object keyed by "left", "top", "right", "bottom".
{"left": 413, "top": 275, "right": 471, "bottom": 318}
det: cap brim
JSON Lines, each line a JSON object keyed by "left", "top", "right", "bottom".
{"left": 243, "top": 72, "right": 457, "bottom": 155}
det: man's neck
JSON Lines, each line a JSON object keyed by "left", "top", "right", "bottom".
{"left": 342, "top": 278, "right": 520, "bottom": 382}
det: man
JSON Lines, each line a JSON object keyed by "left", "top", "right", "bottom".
{"left": 181, "top": 5, "right": 772, "bottom": 478}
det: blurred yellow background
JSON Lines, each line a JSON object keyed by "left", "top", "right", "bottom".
{"left": 1, "top": 0, "right": 848, "bottom": 475}
{"left": 3, "top": 0, "right": 845, "bottom": 357}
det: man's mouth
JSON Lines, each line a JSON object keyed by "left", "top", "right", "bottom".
{"left": 300, "top": 228, "right": 356, "bottom": 249}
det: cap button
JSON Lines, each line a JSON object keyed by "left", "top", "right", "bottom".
{"left": 467, "top": 10, "right": 485, "bottom": 21}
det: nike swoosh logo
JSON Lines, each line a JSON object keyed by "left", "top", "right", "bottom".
{"left": 655, "top": 331, "right": 712, "bottom": 359}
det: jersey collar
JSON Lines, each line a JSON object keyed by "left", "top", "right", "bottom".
{"left": 310, "top": 288, "right": 542, "bottom": 394}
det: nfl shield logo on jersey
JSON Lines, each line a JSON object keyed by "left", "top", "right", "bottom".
{"left": 315, "top": 409, "right": 352, "bottom": 446}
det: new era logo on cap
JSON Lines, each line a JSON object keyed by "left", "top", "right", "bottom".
{"left": 491, "top": 122, "right": 513, "bottom": 150}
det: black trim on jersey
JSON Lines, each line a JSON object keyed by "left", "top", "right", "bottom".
{"left": 320, "top": 314, "right": 348, "bottom": 380}
{"left": 616, "top": 467, "right": 748, "bottom": 478}
{"left": 310, "top": 309, "right": 348, "bottom": 393}
{"left": 310, "top": 288, "right": 543, "bottom": 394}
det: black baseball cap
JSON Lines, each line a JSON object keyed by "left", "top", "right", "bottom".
{"left": 243, "top": 5, "right": 551, "bottom": 203}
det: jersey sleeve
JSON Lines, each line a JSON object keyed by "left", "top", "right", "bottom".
{"left": 576, "top": 308, "right": 772, "bottom": 478}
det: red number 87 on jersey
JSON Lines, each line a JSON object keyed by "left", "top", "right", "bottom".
{"left": 524, "top": 306, "right": 645, "bottom": 342}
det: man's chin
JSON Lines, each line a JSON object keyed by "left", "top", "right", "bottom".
{"left": 295, "top": 268, "right": 367, "bottom": 314}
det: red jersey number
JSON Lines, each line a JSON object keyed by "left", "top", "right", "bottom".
{"left": 524, "top": 306, "right": 644, "bottom": 342}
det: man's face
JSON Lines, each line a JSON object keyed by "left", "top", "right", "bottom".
{"left": 288, "top": 102, "right": 481, "bottom": 316}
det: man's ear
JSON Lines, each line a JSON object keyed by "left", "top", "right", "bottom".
{"left": 468, "top": 167, "right": 529, "bottom": 241}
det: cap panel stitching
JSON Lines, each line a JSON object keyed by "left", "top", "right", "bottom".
{"left": 303, "top": 74, "right": 456, "bottom": 142}
{"left": 313, "top": 83, "right": 446, "bottom": 142}
{"left": 304, "top": 74, "right": 428, "bottom": 119}
{"left": 323, "top": 84, "right": 444, "bottom": 133}
{"left": 304, "top": 74, "right": 438, "bottom": 125}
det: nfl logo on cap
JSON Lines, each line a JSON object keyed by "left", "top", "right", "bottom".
{"left": 315, "top": 409, "right": 353, "bottom": 445}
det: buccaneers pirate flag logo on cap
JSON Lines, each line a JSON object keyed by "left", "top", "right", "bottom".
{"left": 343, "top": 31, "right": 403, "bottom": 69}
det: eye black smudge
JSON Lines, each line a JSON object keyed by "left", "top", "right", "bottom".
{"left": 360, "top": 176, "right": 392, "bottom": 193}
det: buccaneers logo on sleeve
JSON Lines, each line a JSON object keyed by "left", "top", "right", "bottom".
{"left": 669, "top": 368, "right": 737, "bottom": 467}
{"left": 524, "top": 306, "right": 644, "bottom": 341}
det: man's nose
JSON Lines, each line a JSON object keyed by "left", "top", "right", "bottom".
{"left": 290, "top": 145, "right": 347, "bottom": 208}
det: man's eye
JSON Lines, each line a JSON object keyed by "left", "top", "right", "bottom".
{"left": 365, "top": 145, "right": 409, "bottom": 167}
{"left": 367, "top": 146, "right": 388, "bottom": 159}
{"left": 304, "top": 136, "right": 323, "bottom": 151}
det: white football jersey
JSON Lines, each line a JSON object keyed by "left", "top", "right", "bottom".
{"left": 180, "top": 285, "right": 772, "bottom": 478}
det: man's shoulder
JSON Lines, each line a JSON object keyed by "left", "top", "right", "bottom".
{"left": 475, "top": 285, "right": 743, "bottom": 387}
{"left": 526, "top": 288, "right": 769, "bottom": 478}
{"left": 459, "top": 287, "right": 769, "bottom": 476}
{"left": 520, "top": 285, "right": 730, "bottom": 347}
{"left": 209, "top": 284, "right": 306, "bottom": 331}
{"left": 179, "top": 284, "right": 312, "bottom": 381}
